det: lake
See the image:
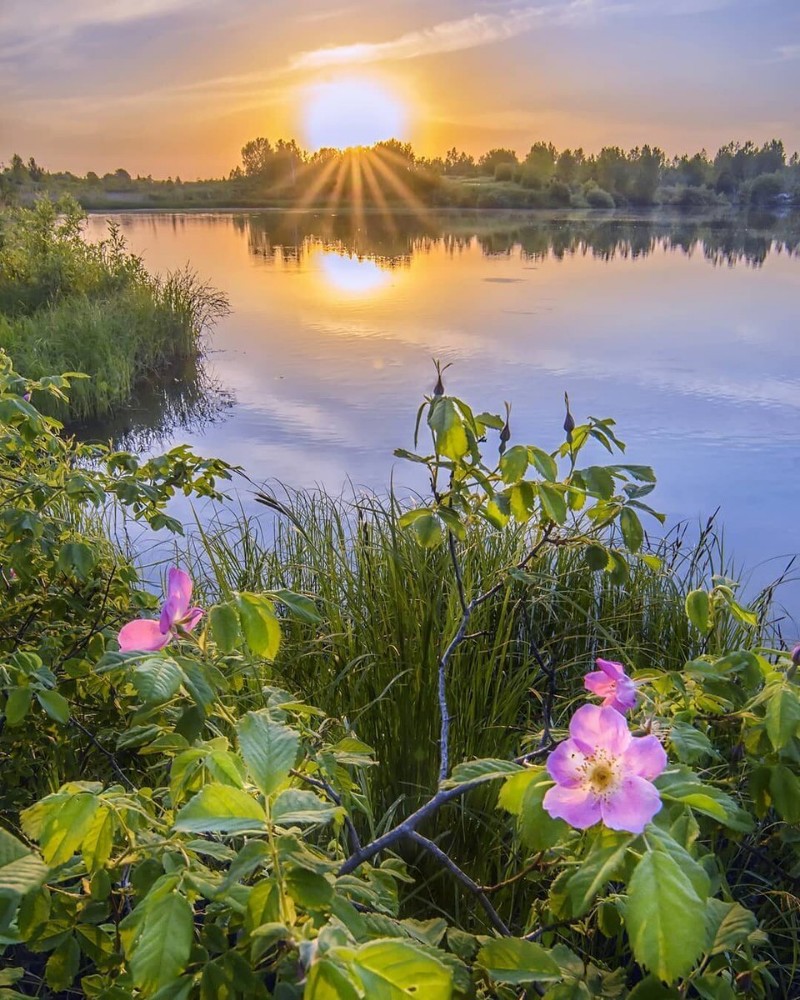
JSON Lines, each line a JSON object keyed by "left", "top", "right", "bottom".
{"left": 84, "top": 210, "right": 800, "bottom": 599}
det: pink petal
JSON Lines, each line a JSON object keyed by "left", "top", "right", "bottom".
{"left": 584, "top": 671, "right": 617, "bottom": 701}
{"left": 597, "top": 658, "right": 626, "bottom": 681}
{"left": 166, "top": 568, "right": 193, "bottom": 620}
{"left": 600, "top": 775, "right": 662, "bottom": 834}
{"left": 610, "top": 676, "right": 638, "bottom": 713}
{"left": 569, "top": 704, "right": 631, "bottom": 757}
{"left": 181, "top": 607, "right": 204, "bottom": 633}
{"left": 118, "top": 619, "right": 171, "bottom": 652}
{"left": 543, "top": 784, "right": 601, "bottom": 829}
{"left": 623, "top": 735, "right": 667, "bottom": 780}
{"left": 160, "top": 596, "right": 181, "bottom": 632}
{"left": 546, "top": 739, "right": 588, "bottom": 787}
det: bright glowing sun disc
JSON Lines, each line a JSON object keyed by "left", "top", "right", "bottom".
{"left": 303, "top": 79, "right": 406, "bottom": 150}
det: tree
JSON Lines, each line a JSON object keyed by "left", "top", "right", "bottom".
{"left": 241, "top": 137, "right": 274, "bottom": 177}
{"left": 478, "top": 148, "right": 518, "bottom": 175}
{"left": 524, "top": 141, "right": 557, "bottom": 184}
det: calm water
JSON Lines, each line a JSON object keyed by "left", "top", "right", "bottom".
{"left": 85, "top": 210, "right": 800, "bottom": 595}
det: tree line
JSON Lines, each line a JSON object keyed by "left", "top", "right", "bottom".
{"left": 2, "top": 136, "right": 799, "bottom": 210}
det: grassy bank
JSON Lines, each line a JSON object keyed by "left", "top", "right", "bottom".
{"left": 0, "top": 195, "right": 227, "bottom": 420}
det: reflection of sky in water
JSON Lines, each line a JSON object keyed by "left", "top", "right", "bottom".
{"left": 84, "top": 213, "right": 800, "bottom": 604}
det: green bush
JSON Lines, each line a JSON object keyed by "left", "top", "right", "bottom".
{"left": 586, "top": 186, "right": 616, "bottom": 209}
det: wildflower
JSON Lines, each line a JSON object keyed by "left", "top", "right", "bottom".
{"left": 118, "top": 568, "right": 203, "bottom": 652}
{"left": 584, "top": 657, "right": 637, "bottom": 713}
{"left": 22, "top": 392, "right": 31, "bottom": 403}
{"left": 543, "top": 704, "right": 666, "bottom": 834}
{"left": 792, "top": 644, "right": 800, "bottom": 667}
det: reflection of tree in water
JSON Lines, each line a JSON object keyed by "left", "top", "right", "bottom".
{"left": 235, "top": 210, "right": 800, "bottom": 271}
{"left": 72, "top": 355, "right": 234, "bottom": 452}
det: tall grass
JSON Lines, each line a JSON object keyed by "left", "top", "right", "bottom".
{"left": 0, "top": 196, "right": 228, "bottom": 420}
{"left": 181, "top": 487, "right": 789, "bottom": 922}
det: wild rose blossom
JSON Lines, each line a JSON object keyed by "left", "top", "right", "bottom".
{"left": 118, "top": 568, "right": 203, "bottom": 652}
{"left": 584, "top": 657, "right": 637, "bottom": 713}
{"left": 543, "top": 704, "right": 667, "bottom": 834}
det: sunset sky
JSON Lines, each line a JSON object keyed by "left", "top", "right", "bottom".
{"left": 2, "top": 0, "right": 799, "bottom": 178}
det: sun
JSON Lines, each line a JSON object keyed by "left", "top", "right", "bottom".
{"left": 302, "top": 77, "right": 407, "bottom": 150}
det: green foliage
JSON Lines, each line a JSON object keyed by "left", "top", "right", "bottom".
{"left": 0, "top": 356, "right": 797, "bottom": 998}
{"left": 0, "top": 197, "right": 228, "bottom": 419}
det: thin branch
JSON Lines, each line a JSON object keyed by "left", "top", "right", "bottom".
{"left": 407, "top": 830, "right": 511, "bottom": 936}
{"left": 69, "top": 718, "right": 136, "bottom": 791}
{"left": 290, "top": 769, "right": 362, "bottom": 853}
{"left": 480, "top": 853, "right": 544, "bottom": 893}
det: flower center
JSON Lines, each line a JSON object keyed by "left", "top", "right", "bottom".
{"left": 579, "top": 750, "right": 620, "bottom": 799}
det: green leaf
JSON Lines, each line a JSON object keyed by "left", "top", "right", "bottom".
{"left": 579, "top": 466, "right": 615, "bottom": 499}
{"left": 444, "top": 758, "right": 523, "bottom": 788}
{"left": 685, "top": 590, "right": 711, "bottom": 634}
{"left": 271, "top": 789, "right": 343, "bottom": 826}
{"left": 271, "top": 588, "right": 322, "bottom": 624}
{"left": 584, "top": 543, "right": 609, "bottom": 571}
{"left": 236, "top": 711, "right": 299, "bottom": 797}
{"left": 565, "top": 829, "right": 632, "bottom": 916}
{"left": 656, "top": 769, "right": 752, "bottom": 832}
{"left": 236, "top": 593, "right": 281, "bottom": 659}
{"left": 4, "top": 687, "right": 31, "bottom": 726}
{"left": 81, "top": 806, "right": 115, "bottom": 872}
{"left": 765, "top": 685, "right": 800, "bottom": 751}
{"left": 539, "top": 483, "right": 567, "bottom": 524}
{"left": 625, "top": 849, "right": 709, "bottom": 982}
{"left": 128, "top": 892, "right": 194, "bottom": 994}
{"left": 769, "top": 764, "right": 800, "bottom": 822}
{"left": 285, "top": 867, "right": 334, "bottom": 908}
{"left": 35, "top": 689, "right": 70, "bottom": 724}
{"left": 627, "top": 977, "right": 682, "bottom": 999}
{"left": 175, "top": 784, "right": 266, "bottom": 834}
{"left": 352, "top": 939, "right": 453, "bottom": 998}
{"left": 428, "top": 398, "right": 468, "bottom": 460}
{"left": 39, "top": 793, "right": 100, "bottom": 866}
{"left": 500, "top": 445, "right": 529, "bottom": 483}
{"left": 413, "top": 512, "right": 443, "bottom": 549}
{"left": 509, "top": 482, "right": 535, "bottom": 523}
{"left": 529, "top": 447, "right": 558, "bottom": 481}
{"left": 498, "top": 770, "right": 568, "bottom": 851}
{"left": 706, "top": 899, "right": 757, "bottom": 955}
{"left": 0, "top": 829, "right": 48, "bottom": 896}
{"left": 56, "top": 541, "right": 95, "bottom": 580}
{"left": 45, "top": 936, "right": 80, "bottom": 993}
{"left": 668, "top": 721, "right": 716, "bottom": 764}
{"left": 619, "top": 508, "right": 644, "bottom": 553}
{"left": 305, "top": 960, "right": 361, "bottom": 1000}
{"left": 132, "top": 657, "right": 183, "bottom": 705}
{"left": 476, "top": 938, "right": 561, "bottom": 985}
{"left": 209, "top": 603, "right": 240, "bottom": 653}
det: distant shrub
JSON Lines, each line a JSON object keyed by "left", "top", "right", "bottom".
{"left": 747, "top": 171, "right": 785, "bottom": 206}
{"left": 586, "top": 186, "right": 616, "bottom": 208}
{"left": 548, "top": 179, "right": 571, "bottom": 206}
{"left": 494, "top": 162, "right": 514, "bottom": 182}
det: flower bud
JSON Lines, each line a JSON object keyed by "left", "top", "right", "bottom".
{"left": 792, "top": 644, "right": 800, "bottom": 666}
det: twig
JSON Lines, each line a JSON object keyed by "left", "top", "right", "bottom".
{"left": 407, "top": 830, "right": 512, "bottom": 936}
{"left": 290, "top": 769, "right": 362, "bottom": 853}
{"left": 69, "top": 718, "right": 136, "bottom": 791}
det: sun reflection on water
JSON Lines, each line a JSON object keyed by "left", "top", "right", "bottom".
{"left": 316, "top": 250, "right": 393, "bottom": 296}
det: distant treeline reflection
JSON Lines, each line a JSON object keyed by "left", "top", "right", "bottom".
{"left": 228, "top": 210, "right": 800, "bottom": 269}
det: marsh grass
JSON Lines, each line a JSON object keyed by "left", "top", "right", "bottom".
{"left": 182, "top": 486, "right": 791, "bottom": 923}
{"left": 0, "top": 196, "right": 228, "bottom": 420}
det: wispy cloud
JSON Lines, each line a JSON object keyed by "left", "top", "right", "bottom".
{"left": 287, "top": 0, "right": 728, "bottom": 71}
{"left": 289, "top": 6, "right": 557, "bottom": 70}
{"left": 775, "top": 44, "right": 800, "bottom": 61}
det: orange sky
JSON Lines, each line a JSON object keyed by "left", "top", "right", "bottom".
{"left": 1, "top": 0, "right": 799, "bottom": 178}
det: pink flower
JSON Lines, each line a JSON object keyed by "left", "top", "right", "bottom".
{"left": 22, "top": 392, "right": 31, "bottom": 403}
{"left": 584, "top": 658, "right": 637, "bottom": 713}
{"left": 543, "top": 704, "right": 667, "bottom": 834}
{"left": 118, "top": 568, "right": 203, "bottom": 652}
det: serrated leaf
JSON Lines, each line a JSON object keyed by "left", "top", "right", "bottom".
{"left": 4, "top": 687, "right": 31, "bottom": 726}
{"left": 236, "top": 712, "right": 299, "bottom": 797}
{"left": 305, "top": 960, "right": 361, "bottom": 1000}
{"left": 36, "top": 689, "right": 70, "bottom": 724}
{"left": 428, "top": 397, "right": 468, "bottom": 461}
{"left": 625, "top": 849, "right": 709, "bottom": 982}
{"left": 500, "top": 445, "right": 528, "bottom": 483}
{"left": 352, "top": 938, "right": 453, "bottom": 998}
{"left": 0, "top": 829, "right": 48, "bottom": 896}
{"left": 236, "top": 593, "right": 281, "bottom": 660}
{"left": 444, "top": 758, "right": 523, "bottom": 788}
{"left": 39, "top": 793, "right": 100, "bottom": 866}
{"left": 209, "top": 603, "right": 240, "bottom": 653}
{"left": 565, "top": 829, "right": 631, "bottom": 916}
{"left": 271, "top": 588, "right": 322, "bottom": 624}
{"left": 132, "top": 657, "right": 183, "bottom": 704}
{"left": 271, "top": 789, "right": 342, "bottom": 826}
{"left": 685, "top": 590, "right": 711, "bottom": 634}
{"left": 128, "top": 892, "right": 194, "bottom": 993}
{"left": 620, "top": 508, "right": 644, "bottom": 553}
{"left": 476, "top": 938, "right": 561, "bottom": 985}
{"left": 174, "top": 784, "right": 266, "bottom": 834}
{"left": 45, "top": 936, "right": 80, "bottom": 992}
{"left": 765, "top": 685, "right": 800, "bottom": 751}
{"left": 529, "top": 447, "right": 558, "bottom": 481}
{"left": 539, "top": 483, "right": 567, "bottom": 524}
